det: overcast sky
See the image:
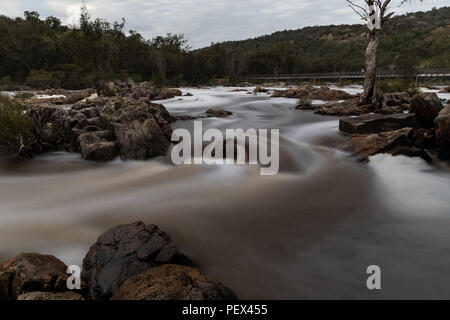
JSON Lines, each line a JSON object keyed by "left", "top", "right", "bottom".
{"left": 0, "top": 0, "right": 446, "bottom": 48}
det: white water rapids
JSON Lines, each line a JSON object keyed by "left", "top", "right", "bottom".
{"left": 1, "top": 86, "right": 450, "bottom": 299}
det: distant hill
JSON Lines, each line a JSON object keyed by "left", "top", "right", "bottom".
{"left": 197, "top": 6, "right": 450, "bottom": 76}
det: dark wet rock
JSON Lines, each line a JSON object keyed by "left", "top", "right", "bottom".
{"left": 113, "top": 104, "right": 172, "bottom": 160}
{"left": 409, "top": 128, "right": 436, "bottom": 150}
{"left": 339, "top": 113, "right": 417, "bottom": 134}
{"left": 272, "top": 85, "right": 353, "bottom": 100}
{"left": 295, "top": 99, "right": 314, "bottom": 110}
{"left": 434, "top": 104, "right": 450, "bottom": 159}
{"left": 439, "top": 86, "right": 450, "bottom": 93}
{"left": 82, "top": 221, "right": 192, "bottom": 300}
{"left": 410, "top": 93, "right": 444, "bottom": 128}
{"left": 111, "top": 264, "right": 237, "bottom": 301}
{"left": 384, "top": 92, "right": 412, "bottom": 107}
{"left": 206, "top": 109, "right": 233, "bottom": 118}
{"left": 374, "top": 105, "right": 404, "bottom": 115}
{"left": 184, "top": 92, "right": 193, "bottom": 96}
{"left": 78, "top": 131, "right": 118, "bottom": 161}
{"left": 343, "top": 127, "right": 431, "bottom": 163}
{"left": 18, "top": 291, "right": 84, "bottom": 300}
{"left": 0, "top": 253, "right": 69, "bottom": 300}
{"left": 254, "top": 86, "right": 268, "bottom": 93}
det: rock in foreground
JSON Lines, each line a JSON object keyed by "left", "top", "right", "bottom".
{"left": 112, "top": 264, "right": 237, "bottom": 300}
{"left": 0, "top": 253, "right": 69, "bottom": 300}
{"left": 18, "top": 291, "right": 84, "bottom": 300}
{"left": 339, "top": 113, "right": 417, "bottom": 134}
{"left": 206, "top": 109, "right": 233, "bottom": 118}
{"left": 82, "top": 221, "right": 192, "bottom": 300}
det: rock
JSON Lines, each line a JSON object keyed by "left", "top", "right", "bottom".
{"left": 272, "top": 85, "right": 353, "bottom": 100}
{"left": 314, "top": 98, "right": 375, "bottom": 116}
{"left": 343, "top": 128, "right": 431, "bottom": 162}
{"left": 410, "top": 93, "right": 444, "bottom": 128}
{"left": 184, "top": 92, "right": 193, "bottom": 97}
{"left": 155, "top": 88, "right": 183, "bottom": 100}
{"left": 111, "top": 264, "right": 237, "bottom": 300}
{"left": 434, "top": 105, "right": 450, "bottom": 159}
{"left": 18, "top": 291, "right": 84, "bottom": 300}
{"left": 295, "top": 99, "right": 314, "bottom": 110}
{"left": 409, "top": 128, "right": 435, "bottom": 150}
{"left": 0, "top": 253, "right": 69, "bottom": 300}
{"left": 374, "top": 106, "right": 403, "bottom": 115}
{"left": 384, "top": 92, "right": 411, "bottom": 107}
{"left": 439, "top": 86, "right": 450, "bottom": 93}
{"left": 82, "top": 221, "right": 192, "bottom": 300}
{"left": 254, "top": 86, "right": 268, "bottom": 93}
{"left": 339, "top": 113, "right": 418, "bottom": 134}
{"left": 78, "top": 131, "right": 118, "bottom": 161}
{"left": 206, "top": 109, "right": 233, "bottom": 118}
{"left": 113, "top": 104, "right": 172, "bottom": 160}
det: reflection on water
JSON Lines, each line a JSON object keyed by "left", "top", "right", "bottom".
{"left": 1, "top": 87, "right": 450, "bottom": 299}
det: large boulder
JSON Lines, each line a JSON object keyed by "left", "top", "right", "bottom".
{"left": 113, "top": 104, "right": 172, "bottom": 160}
{"left": 315, "top": 98, "right": 375, "bottom": 116}
{"left": 410, "top": 93, "right": 444, "bottom": 128}
{"left": 339, "top": 113, "right": 417, "bottom": 134}
{"left": 0, "top": 253, "right": 69, "bottom": 300}
{"left": 78, "top": 131, "right": 118, "bottom": 161}
{"left": 111, "top": 264, "right": 237, "bottom": 300}
{"left": 82, "top": 221, "right": 192, "bottom": 300}
{"left": 343, "top": 127, "right": 431, "bottom": 162}
{"left": 434, "top": 105, "right": 450, "bottom": 159}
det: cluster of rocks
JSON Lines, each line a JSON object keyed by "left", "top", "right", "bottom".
{"left": 272, "top": 84, "right": 354, "bottom": 101}
{"left": 439, "top": 86, "right": 450, "bottom": 93}
{"left": 313, "top": 92, "right": 411, "bottom": 116}
{"left": 23, "top": 83, "right": 182, "bottom": 161}
{"left": 98, "top": 80, "right": 182, "bottom": 101}
{"left": 0, "top": 222, "right": 237, "bottom": 301}
{"left": 339, "top": 93, "right": 450, "bottom": 162}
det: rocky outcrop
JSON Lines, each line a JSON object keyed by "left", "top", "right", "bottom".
{"left": 343, "top": 128, "right": 431, "bottom": 163}
{"left": 410, "top": 93, "right": 444, "bottom": 128}
{"left": 82, "top": 221, "right": 192, "bottom": 300}
{"left": 111, "top": 264, "right": 237, "bottom": 300}
{"left": 434, "top": 105, "right": 450, "bottom": 159}
{"left": 30, "top": 96, "right": 175, "bottom": 161}
{"left": 206, "top": 109, "right": 233, "bottom": 118}
{"left": 18, "top": 291, "right": 84, "bottom": 300}
{"left": 339, "top": 113, "right": 417, "bottom": 134}
{"left": 272, "top": 85, "right": 353, "bottom": 101}
{"left": 439, "top": 86, "right": 450, "bottom": 93}
{"left": 99, "top": 80, "right": 182, "bottom": 100}
{"left": 0, "top": 253, "right": 69, "bottom": 300}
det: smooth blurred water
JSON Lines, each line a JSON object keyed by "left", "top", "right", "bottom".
{"left": 1, "top": 87, "right": 450, "bottom": 299}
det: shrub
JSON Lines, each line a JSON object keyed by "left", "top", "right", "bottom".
{"left": 0, "top": 95, "right": 36, "bottom": 157}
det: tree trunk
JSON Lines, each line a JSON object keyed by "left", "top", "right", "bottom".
{"left": 359, "top": 29, "right": 380, "bottom": 105}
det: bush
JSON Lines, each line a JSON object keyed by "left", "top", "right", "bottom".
{"left": 0, "top": 95, "right": 36, "bottom": 157}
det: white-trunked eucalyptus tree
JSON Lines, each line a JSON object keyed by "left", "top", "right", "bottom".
{"left": 346, "top": 0, "right": 423, "bottom": 105}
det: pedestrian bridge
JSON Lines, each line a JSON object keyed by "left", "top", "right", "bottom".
{"left": 246, "top": 69, "right": 450, "bottom": 81}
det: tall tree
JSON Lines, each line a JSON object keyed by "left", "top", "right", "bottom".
{"left": 346, "top": 0, "right": 423, "bottom": 105}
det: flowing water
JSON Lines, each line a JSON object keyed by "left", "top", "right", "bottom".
{"left": 1, "top": 86, "right": 450, "bottom": 299}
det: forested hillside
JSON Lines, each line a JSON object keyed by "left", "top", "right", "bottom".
{"left": 0, "top": 6, "right": 448, "bottom": 89}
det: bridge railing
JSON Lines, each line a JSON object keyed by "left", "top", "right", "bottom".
{"left": 246, "top": 68, "right": 450, "bottom": 80}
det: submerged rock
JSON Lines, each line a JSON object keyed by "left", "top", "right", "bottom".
{"left": 0, "top": 253, "right": 69, "bottom": 300}
{"left": 339, "top": 113, "right": 417, "bottom": 134}
{"left": 410, "top": 93, "right": 444, "bottom": 128}
{"left": 206, "top": 109, "right": 233, "bottom": 118}
{"left": 112, "top": 264, "right": 237, "bottom": 300}
{"left": 82, "top": 221, "right": 192, "bottom": 300}
{"left": 434, "top": 104, "right": 450, "bottom": 159}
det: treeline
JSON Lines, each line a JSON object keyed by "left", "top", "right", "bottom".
{"left": 0, "top": 6, "right": 449, "bottom": 89}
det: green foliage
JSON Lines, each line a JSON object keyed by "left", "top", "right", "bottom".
{"left": 14, "top": 92, "right": 35, "bottom": 99}
{"left": 0, "top": 95, "right": 35, "bottom": 157}
{"left": 25, "top": 70, "right": 60, "bottom": 89}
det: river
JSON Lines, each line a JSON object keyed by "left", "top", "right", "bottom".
{"left": 1, "top": 86, "right": 450, "bottom": 299}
